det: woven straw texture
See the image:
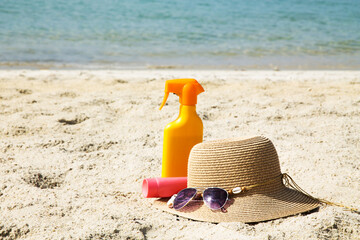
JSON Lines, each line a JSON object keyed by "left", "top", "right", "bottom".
{"left": 154, "top": 136, "right": 320, "bottom": 223}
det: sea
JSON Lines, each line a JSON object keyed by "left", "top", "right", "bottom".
{"left": 1, "top": 0, "right": 359, "bottom": 69}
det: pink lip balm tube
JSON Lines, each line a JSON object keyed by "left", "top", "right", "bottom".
{"left": 142, "top": 177, "right": 187, "bottom": 198}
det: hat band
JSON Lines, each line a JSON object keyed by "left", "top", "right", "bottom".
{"left": 168, "top": 173, "right": 358, "bottom": 213}
{"left": 282, "top": 173, "right": 358, "bottom": 212}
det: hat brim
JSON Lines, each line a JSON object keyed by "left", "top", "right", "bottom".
{"left": 153, "top": 183, "right": 320, "bottom": 223}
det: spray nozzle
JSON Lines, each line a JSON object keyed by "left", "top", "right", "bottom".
{"left": 159, "top": 78, "right": 204, "bottom": 110}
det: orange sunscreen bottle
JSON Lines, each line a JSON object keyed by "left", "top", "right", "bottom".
{"left": 159, "top": 79, "right": 204, "bottom": 177}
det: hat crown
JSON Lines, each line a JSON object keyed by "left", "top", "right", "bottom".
{"left": 188, "top": 136, "right": 281, "bottom": 189}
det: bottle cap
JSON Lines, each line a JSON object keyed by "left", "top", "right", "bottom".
{"left": 159, "top": 79, "right": 204, "bottom": 110}
{"left": 142, "top": 178, "right": 159, "bottom": 198}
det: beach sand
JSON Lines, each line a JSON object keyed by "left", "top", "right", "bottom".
{"left": 0, "top": 70, "right": 359, "bottom": 239}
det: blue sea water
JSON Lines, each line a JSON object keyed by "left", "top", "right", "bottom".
{"left": 0, "top": 0, "right": 359, "bottom": 69}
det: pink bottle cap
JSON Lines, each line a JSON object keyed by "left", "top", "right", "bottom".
{"left": 142, "top": 177, "right": 187, "bottom": 198}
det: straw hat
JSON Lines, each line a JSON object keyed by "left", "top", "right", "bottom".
{"left": 154, "top": 136, "right": 320, "bottom": 223}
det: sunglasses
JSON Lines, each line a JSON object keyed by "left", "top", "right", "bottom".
{"left": 167, "top": 174, "right": 285, "bottom": 212}
{"left": 167, "top": 186, "right": 243, "bottom": 212}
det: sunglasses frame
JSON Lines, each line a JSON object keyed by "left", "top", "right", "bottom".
{"left": 169, "top": 186, "right": 238, "bottom": 211}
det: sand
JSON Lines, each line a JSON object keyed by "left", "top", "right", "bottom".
{"left": 0, "top": 69, "right": 359, "bottom": 239}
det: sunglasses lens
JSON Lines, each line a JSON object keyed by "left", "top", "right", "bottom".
{"left": 203, "top": 188, "right": 228, "bottom": 210}
{"left": 173, "top": 188, "right": 197, "bottom": 210}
